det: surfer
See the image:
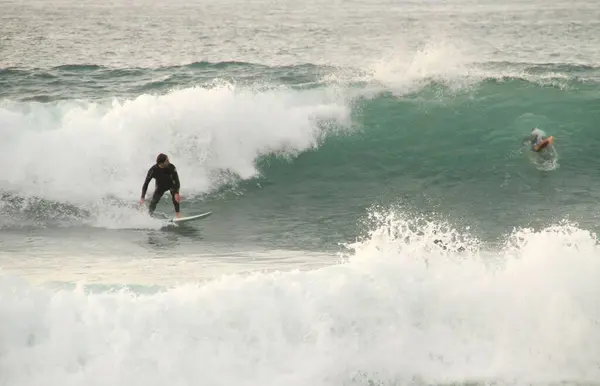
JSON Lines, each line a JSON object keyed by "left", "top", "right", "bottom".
{"left": 525, "top": 127, "right": 553, "bottom": 152}
{"left": 140, "top": 153, "right": 181, "bottom": 218}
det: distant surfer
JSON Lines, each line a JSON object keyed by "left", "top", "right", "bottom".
{"left": 140, "top": 153, "right": 181, "bottom": 219}
{"left": 523, "top": 127, "right": 559, "bottom": 170}
{"left": 525, "top": 127, "right": 554, "bottom": 152}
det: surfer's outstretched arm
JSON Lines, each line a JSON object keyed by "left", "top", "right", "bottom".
{"left": 141, "top": 166, "right": 155, "bottom": 201}
{"left": 171, "top": 166, "right": 180, "bottom": 193}
{"left": 170, "top": 165, "right": 181, "bottom": 207}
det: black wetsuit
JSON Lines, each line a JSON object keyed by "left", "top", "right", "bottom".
{"left": 141, "top": 163, "right": 181, "bottom": 214}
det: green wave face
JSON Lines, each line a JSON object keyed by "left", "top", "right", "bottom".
{"left": 2, "top": 60, "right": 600, "bottom": 246}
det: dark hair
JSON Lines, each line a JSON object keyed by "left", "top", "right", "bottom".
{"left": 156, "top": 153, "right": 168, "bottom": 164}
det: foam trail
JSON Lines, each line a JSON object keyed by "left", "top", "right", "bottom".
{"left": 1, "top": 210, "right": 600, "bottom": 386}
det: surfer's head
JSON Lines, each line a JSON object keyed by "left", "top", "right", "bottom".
{"left": 156, "top": 153, "right": 169, "bottom": 167}
{"left": 531, "top": 127, "right": 545, "bottom": 140}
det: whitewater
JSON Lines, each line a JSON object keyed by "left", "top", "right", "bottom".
{"left": 2, "top": 214, "right": 600, "bottom": 386}
{"left": 2, "top": 0, "right": 600, "bottom": 384}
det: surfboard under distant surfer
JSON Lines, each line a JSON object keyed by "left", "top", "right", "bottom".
{"left": 526, "top": 127, "right": 554, "bottom": 153}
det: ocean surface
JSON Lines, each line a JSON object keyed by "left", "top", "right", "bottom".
{"left": 2, "top": 0, "right": 600, "bottom": 385}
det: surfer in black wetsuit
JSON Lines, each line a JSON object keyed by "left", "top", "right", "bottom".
{"left": 140, "top": 153, "right": 181, "bottom": 218}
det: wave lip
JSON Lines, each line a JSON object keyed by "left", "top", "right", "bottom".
{"left": 3, "top": 54, "right": 600, "bottom": 102}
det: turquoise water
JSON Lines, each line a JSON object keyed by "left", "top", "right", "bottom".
{"left": 2, "top": 0, "right": 600, "bottom": 385}
{"left": 2, "top": 64, "right": 600, "bottom": 250}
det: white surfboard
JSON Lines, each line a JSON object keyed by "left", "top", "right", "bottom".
{"left": 168, "top": 211, "right": 212, "bottom": 224}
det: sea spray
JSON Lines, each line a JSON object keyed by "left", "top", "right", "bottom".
{"left": 2, "top": 209, "right": 600, "bottom": 386}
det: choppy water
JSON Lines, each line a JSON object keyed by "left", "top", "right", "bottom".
{"left": 2, "top": 0, "right": 600, "bottom": 385}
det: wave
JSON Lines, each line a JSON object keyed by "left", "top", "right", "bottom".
{"left": 0, "top": 81, "right": 352, "bottom": 228}
{"left": 1, "top": 208, "right": 599, "bottom": 386}
{"left": 2, "top": 72, "right": 600, "bottom": 232}
{"left": 2, "top": 55, "right": 600, "bottom": 102}
{"left": 2, "top": 44, "right": 600, "bottom": 233}
{"left": 3, "top": 59, "right": 599, "bottom": 77}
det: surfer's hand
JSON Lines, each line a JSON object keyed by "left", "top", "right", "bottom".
{"left": 174, "top": 193, "right": 181, "bottom": 203}
{"left": 140, "top": 198, "right": 145, "bottom": 205}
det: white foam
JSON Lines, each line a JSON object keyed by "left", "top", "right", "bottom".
{"left": 0, "top": 83, "right": 351, "bottom": 228}
{"left": 0, "top": 83, "right": 351, "bottom": 203}
{"left": 321, "top": 36, "right": 584, "bottom": 97}
{"left": 1, "top": 209, "right": 599, "bottom": 386}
